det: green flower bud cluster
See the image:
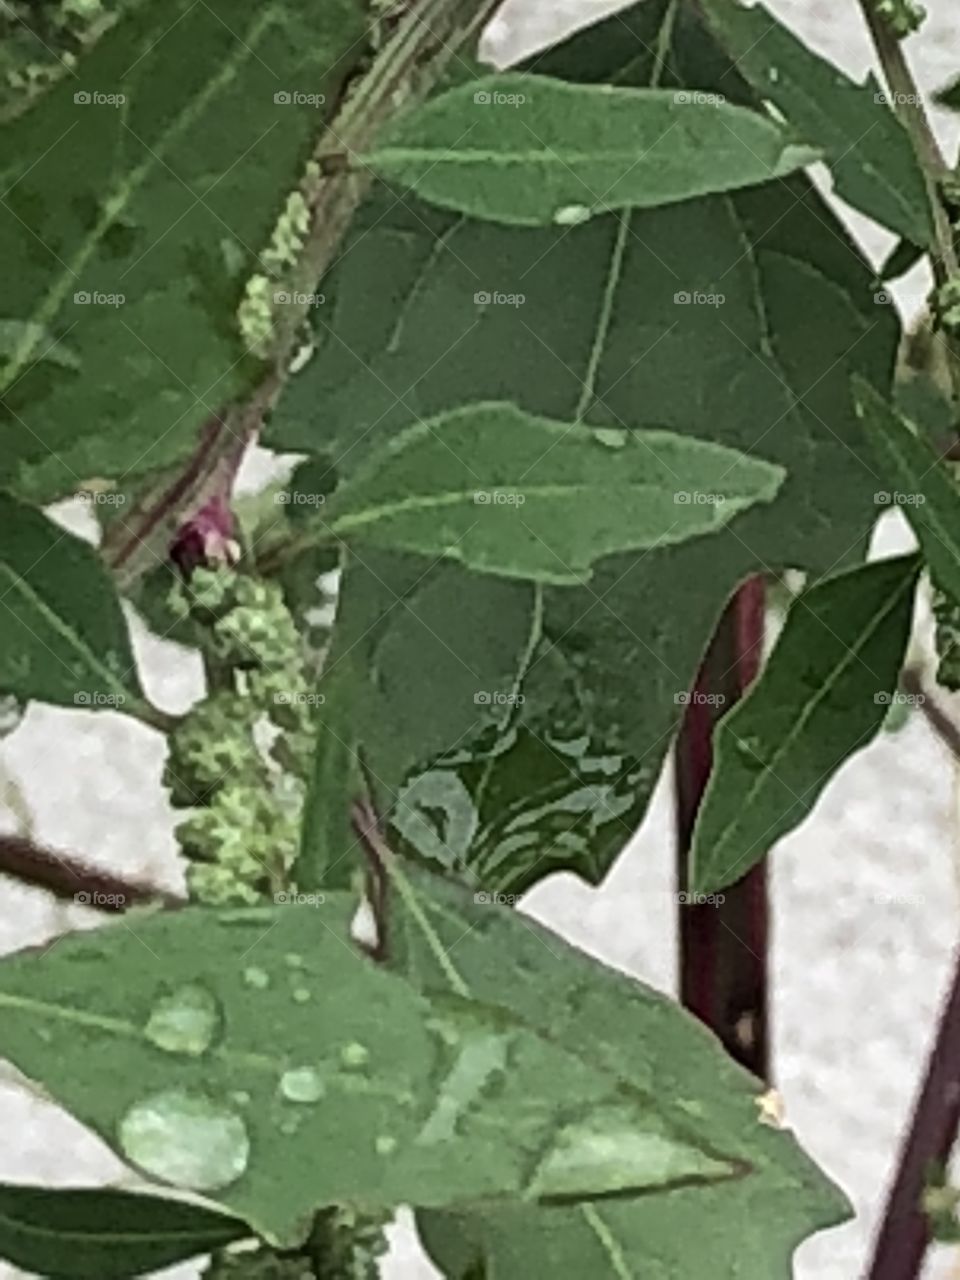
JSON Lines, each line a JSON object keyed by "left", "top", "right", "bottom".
{"left": 202, "top": 1205, "right": 389, "bottom": 1279}
{"left": 872, "top": 0, "right": 926, "bottom": 36}
{"left": 309, "top": 1206, "right": 390, "bottom": 1280}
{"left": 935, "top": 277, "right": 960, "bottom": 338}
{"left": 164, "top": 568, "right": 317, "bottom": 905}
{"left": 203, "top": 1244, "right": 314, "bottom": 1279}
{"left": 934, "top": 587, "right": 960, "bottom": 690}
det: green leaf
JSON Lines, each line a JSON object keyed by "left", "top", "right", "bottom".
{"left": 934, "top": 75, "right": 960, "bottom": 111}
{"left": 0, "top": 0, "right": 365, "bottom": 502}
{"left": 699, "top": 0, "right": 934, "bottom": 247}
{"left": 691, "top": 554, "right": 919, "bottom": 895}
{"left": 0, "top": 1182, "right": 249, "bottom": 1278}
{"left": 855, "top": 377, "right": 960, "bottom": 603}
{"left": 0, "top": 492, "right": 151, "bottom": 715}
{"left": 384, "top": 868, "right": 850, "bottom": 1280}
{"left": 325, "top": 403, "right": 784, "bottom": 582}
{"left": 0, "top": 900, "right": 763, "bottom": 1244}
{"left": 360, "top": 74, "right": 818, "bottom": 227}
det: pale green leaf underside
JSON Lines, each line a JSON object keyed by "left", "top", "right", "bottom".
{"left": 326, "top": 403, "right": 784, "bottom": 582}
{"left": 361, "top": 73, "right": 818, "bottom": 226}
{"left": 691, "top": 553, "right": 919, "bottom": 894}
{"left": 0, "top": 900, "right": 743, "bottom": 1244}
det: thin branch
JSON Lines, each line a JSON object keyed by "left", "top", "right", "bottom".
{"left": 0, "top": 834, "right": 184, "bottom": 911}
{"left": 867, "top": 939, "right": 960, "bottom": 1278}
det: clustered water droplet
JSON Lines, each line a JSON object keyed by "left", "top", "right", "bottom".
{"left": 119, "top": 1089, "right": 250, "bottom": 1192}
{"left": 279, "top": 1066, "right": 326, "bottom": 1104}
{"left": 144, "top": 983, "right": 221, "bottom": 1057}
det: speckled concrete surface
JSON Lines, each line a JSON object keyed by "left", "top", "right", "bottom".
{"left": 4, "top": 3, "right": 960, "bottom": 1279}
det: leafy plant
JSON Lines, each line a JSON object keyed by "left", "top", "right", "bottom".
{"left": 0, "top": 0, "right": 958, "bottom": 1276}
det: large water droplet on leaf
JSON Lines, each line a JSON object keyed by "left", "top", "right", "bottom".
{"left": 144, "top": 983, "right": 221, "bottom": 1056}
{"left": 280, "top": 1066, "right": 326, "bottom": 1104}
{"left": 243, "top": 966, "right": 270, "bottom": 990}
{"left": 119, "top": 1089, "right": 249, "bottom": 1192}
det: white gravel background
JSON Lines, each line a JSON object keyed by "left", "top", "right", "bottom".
{"left": 4, "top": 2, "right": 960, "bottom": 1278}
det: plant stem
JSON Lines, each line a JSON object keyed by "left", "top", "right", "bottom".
{"left": 858, "top": 0, "right": 960, "bottom": 404}
{"left": 675, "top": 574, "right": 770, "bottom": 1079}
{"left": 867, "top": 941, "right": 960, "bottom": 1278}
{"left": 0, "top": 834, "right": 183, "bottom": 911}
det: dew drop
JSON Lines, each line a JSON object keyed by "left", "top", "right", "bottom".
{"left": 767, "top": 66, "right": 780, "bottom": 83}
{"left": 284, "top": 952, "right": 305, "bottom": 969}
{"left": 119, "top": 1090, "right": 249, "bottom": 1192}
{"left": 144, "top": 983, "right": 221, "bottom": 1057}
{"left": 280, "top": 1066, "right": 326, "bottom": 1104}
{"left": 375, "top": 1134, "right": 398, "bottom": 1156}
{"left": 243, "top": 966, "right": 270, "bottom": 990}
{"left": 341, "top": 1042, "right": 370, "bottom": 1069}
{"left": 552, "top": 203, "right": 593, "bottom": 227}
{"left": 292, "top": 986, "right": 312, "bottom": 1003}
{"left": 593, "top": 427, "right": 628, "bottom": 449}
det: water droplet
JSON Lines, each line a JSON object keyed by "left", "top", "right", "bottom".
{"left": 375, "top": 1134, "right": 398, "bottom": 1156}
{"left": 552, "top": 203, "right": 593, "bottom": 227}
{"left": 292, "top": 986, "right": 312, "bottom": 1003}
{"left": 279, "top": 1115, "right": 302, "bottom": 1136}
{"left": 341, "top": 1042, "right": 370, "bottom": 1068}
{"left": 119, "top": 1090, "right": 249, "bottom": 1192}
{"left": 243, "top": 966, "right": 270, "bottom": 990}
{"left": 280, "top": 1066, "right": 326, "bottom": 1103}
{"left": 144, "top": 983, "right": 221, "bottom": 1057}
{"left": 593, "top": 428, "right": 627, "bottom": 450}
{"left": 284, "top": 952, "right": 305, "bottom": 969}
{"left": 767, "top": 66, "right": 780, "bottom": 83}
{"left": 230, "top": 1090, "right": 252, "bottom": 1107}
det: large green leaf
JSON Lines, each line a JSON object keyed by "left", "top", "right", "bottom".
{"left": 361, "top": 73, "right": 817, "bottom": 226}
{"left": 326, "top": 404, "right": 784, "bottom": 582}
{"left": 0, "top": 492, "right": 151, "bottom": 715}
{"left": 0, "top": 899, "right": 774, "bottom": 1244}
{"left": 691, "top": 554, "right": 919, "bottom": 895}
{"left": 279, "top": 0, "right": 899, "bottom": 890}
{"left": 0, "top": 0, "right": 365, "bottom": 502}
{"left": 700, "top": 0, "right": 933, "bottom": 247}
{"left": 0, "top": 1182, "right": 249, "bottom": 1278}
{"left": 384, "top": 868, "right": 850, "bottom": 1280}
{"left": 854, "top": 377, "right": 960, "bottom": 603}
